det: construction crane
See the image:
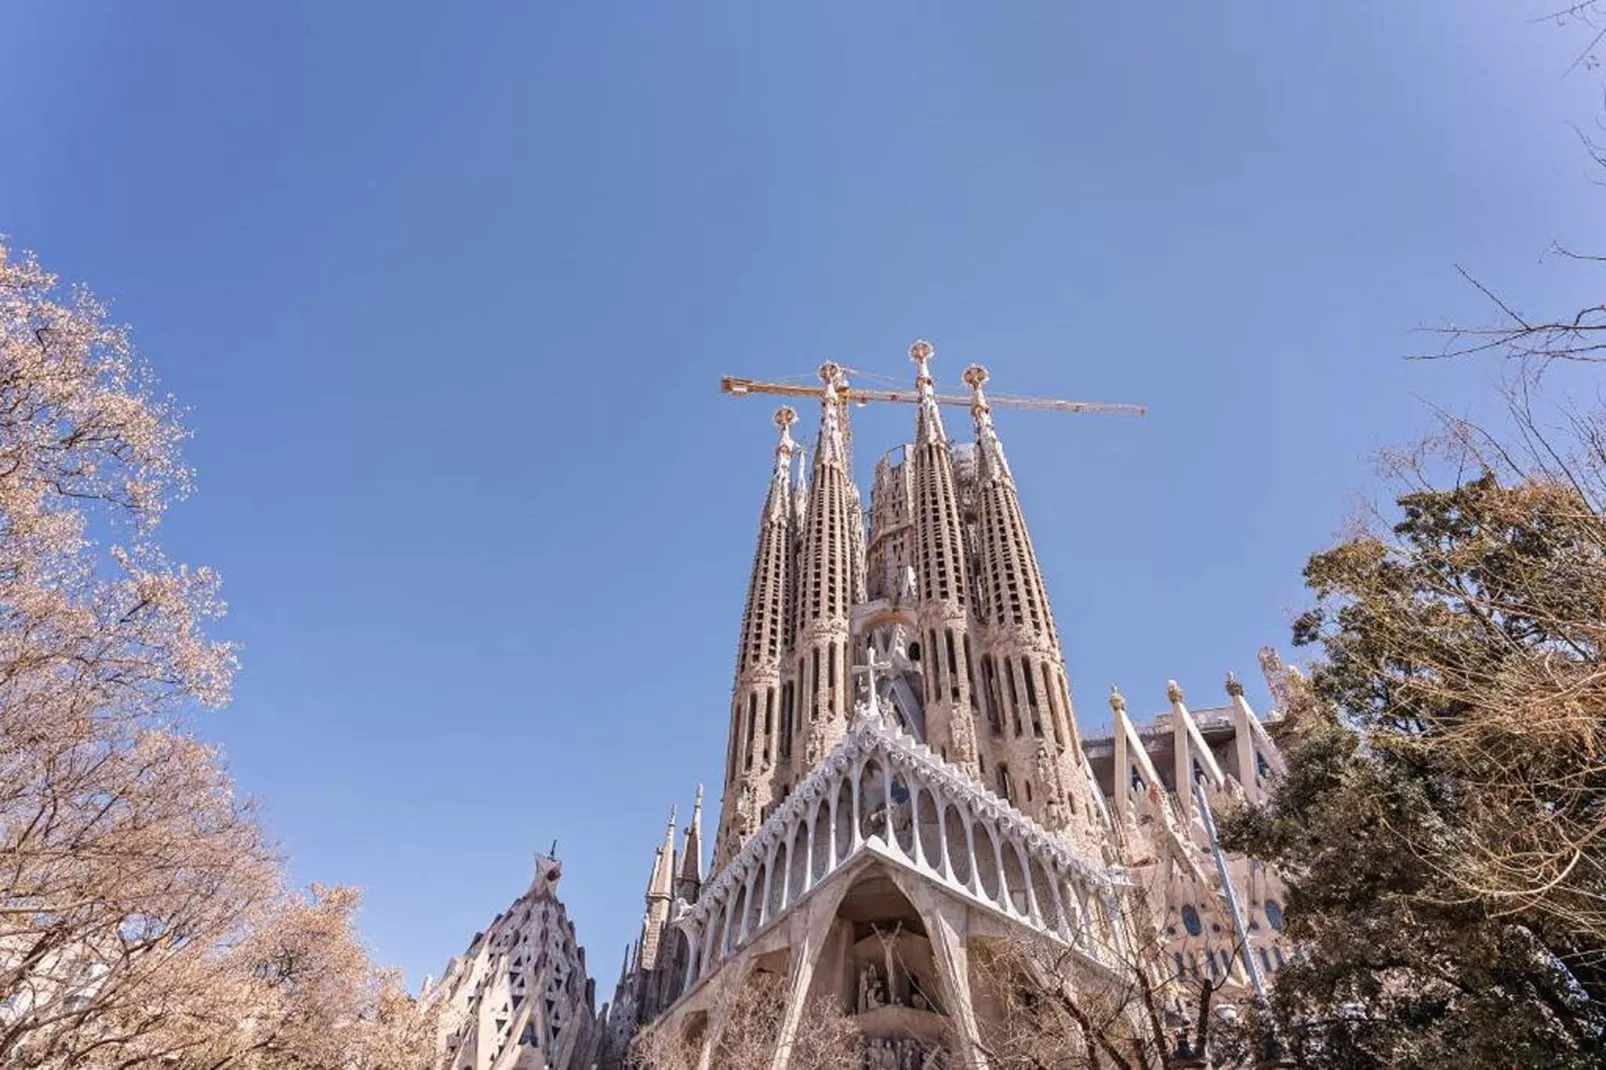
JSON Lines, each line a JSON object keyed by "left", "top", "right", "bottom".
{"left": 720, "top": 342, "right": 1146, "bottom": 432}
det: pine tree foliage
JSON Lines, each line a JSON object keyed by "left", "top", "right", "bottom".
{"left": 1223, "top": 412, "right": 1606, "bottom": 1068}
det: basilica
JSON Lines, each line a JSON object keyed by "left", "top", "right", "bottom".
{"left": 429, "top": 344, "right": 1296, "bottom": 1070}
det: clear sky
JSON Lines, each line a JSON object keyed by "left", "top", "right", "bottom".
{"left": 2, "top": 1, "right": 1601, "bottom": 992}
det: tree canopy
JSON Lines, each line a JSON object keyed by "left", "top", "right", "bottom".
{"left": 0, "top": 239, "right": 433, "bottom": 1069}
{"left": 1224, "top": 461, "right": 1606, "bottom": 1068}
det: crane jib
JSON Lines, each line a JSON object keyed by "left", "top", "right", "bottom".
{"left": 719, "top": 374, "right": 1144, "bottom": 418}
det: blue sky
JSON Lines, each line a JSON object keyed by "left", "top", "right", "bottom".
{"left": 2, "top": 2, "right": 1602, "bottom": 990}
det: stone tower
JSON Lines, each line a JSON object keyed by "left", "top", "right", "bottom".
{"left": 635, "top": 807, "right": 678, "bottom": 975}
{"left": 905, "top": 341, "right": 983, "bottom": 779}
{"left": 600, "top": 342, "right": 1296, "bottom": 1069}
{"left": 713, "top": 406, "right": 798, "bottom": 872}
{"left": 960, "top": 361, "right": 1104, "bottom": 853}
{"left": 791, "top": 364, "right": 860, "bottom": 772}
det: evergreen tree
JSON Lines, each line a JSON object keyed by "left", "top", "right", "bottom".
{"left": 1224, "top": 470, "right": 1606, "bottom": 1068}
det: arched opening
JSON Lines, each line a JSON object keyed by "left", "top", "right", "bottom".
{"left": 859, "top": 759, "right": 889, "bottom": 845}
{"left": 674, "top": 930, "right": 696, "bottom": 996}
{"left": 916, "top": 786, "right": 941, "bottom": 868}
{"left": 788, "top": 819, "right": 809, "bottom": 902}
{"left": 745, "top": 871, "right": 764, "bottom": 934}
{"left": 1061, "top": 881, "right": 1084, "bottom": 941}
{"left": 810, "top": 801, "right": 831, "bottom": 883}
{"left": 943, "top": 804, "right": 972, "bottom": 887}
{"left": 728, "top": 885, "right": 748, "bottom": 949}
{"left": 891, "top": 770, "right": 915, "bottom": 856}
{"left": 1029, "top": 857, "right": 1062, "bottom": 932}
{"left": 829, "top": 867, "right": 946, "bottom": 1023}
{"left": 974, "top": 823, "right": 1003, "bottom": 905}
{"left": 765, "top": 844, "right": 786, "bottom": 918}
{"left": 709, "top": 903, "right": 727, "bottom": 958}
{"left": 1001, "top": 842, "right": 1029, "bottom": 917}
{"left": 833, "top": 776, "right": 854, "bottom": 864}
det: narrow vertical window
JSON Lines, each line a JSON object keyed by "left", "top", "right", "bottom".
{"left": 963, "top": 635, "right": 980, "bottom": 712}
{"left": 779, "top": 682, "right": 793, "bottom": 759}
{"left": 945, "top": 631, "right": 960, "bottom": 701}
{"left": 1005, "top": 658, "right": 1022, "bottom": 736}
{"left": 982, "top": 656, "right": 1003, "bottom": 736}
{"left": 1023, "top": 663, "right": 1043, "bottom": 737}
{"left": 744, "top": 694, "right": 757, "bottom": 770}
{"left": 1042, "top": 664, "right": 1064, "bottom": 746}
{"left": 827, "top": 643, "right": 837, "bottom": 713}
{"left": 762, "top": 689, "right": 774, "bottom": 764}
{"left": 811, "top": 649, "right": 820, "bottom": 721}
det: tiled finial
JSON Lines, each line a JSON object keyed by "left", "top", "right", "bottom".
{"left": 910, "top": 339, "right": 935, "bottom": 374}
{"left": 818, "top": 360, "right": 843, "bottom": 392}
{"left": 1225, "top": 671, "right": 1244, "bottom": 698}
{"left": 1108, "top": 685, "right": 1126, "bottom": 714}
{"left": 1166, "top": 679, "right": 1185, "bottom": 704}
{"left": 964, "top": 362, "right": 1011, "bottom": 478}
{"left": 962, "top": 362, "right": 991, "bottom": 407}
{"left": 815, "top": 362, "right": 847, "bottom": 461}
{"left": 773, "top": 405, "right": 797, "bottom": 455}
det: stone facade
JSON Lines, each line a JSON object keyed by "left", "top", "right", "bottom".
{"left": 594, "top": 344, "right": 1299, "bottom": 1068}
{"left": 427, "top": 854, "right": 597, "bottom": 1070}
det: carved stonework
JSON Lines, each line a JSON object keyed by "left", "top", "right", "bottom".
{"left": 611, "top": 347, "right": 1298, "bottom": 1070}
{"left": 805, "top": 719, "right": 830, "bottom": 765}
{"left": 734, "top": 782, "right": 759, "bottom": 838}
{"left": 947, "top": 707, "right": 979, "bottom": 771}
{"left": 1034, "top": 741, "right": 1070, "bottom": 830}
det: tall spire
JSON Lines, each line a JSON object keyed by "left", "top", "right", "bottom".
{"left": 964, "top": 362, "right": 1015, "bottom": 483}
{"left": 905, "top": 341, "right": 982, "bottom": 775}
{"left": 714, "top": 409, "right": 799, "bottom": 872}
{"left": 814, "top": 361, "right": 847, "bottom": 466}
{"left": 912, "top": 339, "right": 948, "bottom": 446}
{"left": 963, "top": 364, "right": 1100, "bottom": 849}
{"left": 647, "top": 806, "right": 676, "bottom": 900}
{"left": 789, "top": 362, "right": 861, "bottom": 775}
{"left": 675, "top": 785, "right": 703, "bottom": 901}
{"left": 636, "top": 806, "right": 677, "bottom": 972}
